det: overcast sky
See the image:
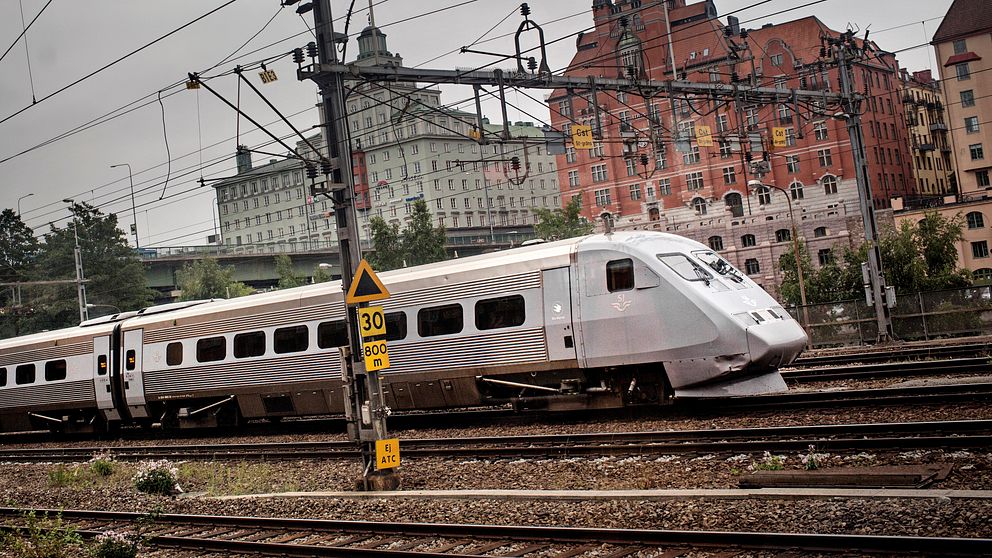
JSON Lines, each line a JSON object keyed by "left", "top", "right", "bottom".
{"left": 0, "top": 0, "right": 952, "bottom": 248}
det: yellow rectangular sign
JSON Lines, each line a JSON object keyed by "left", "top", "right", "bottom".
{"left": 375, "top": 438, "right": 400, "bottom": 470}
{"left": 695, "top": 125, "right": 714, "bottom": 147}
{"left": 572, "top": 124, "right": 594, "bottom": 149}
{"left": 363, "top": 339, "right": 390, "bottom": 371}
{"left": 772, "top": 127, "right": 787, "bottom": 148}
{"left": 359, "top": 306, "right": 386, "bottom": 338}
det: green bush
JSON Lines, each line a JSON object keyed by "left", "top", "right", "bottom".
{"left": 3, "top": 511, "right": 84, "bottom": 558}
{"left": 91, "top": 531, "right": 138, "bottom": 558}
{"left": 133, "top": 460, "right": 180, "bottom": 495}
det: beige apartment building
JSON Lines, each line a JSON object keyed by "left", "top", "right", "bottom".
{"left": 898, "top": 69, "right": 954, "bottom": 198}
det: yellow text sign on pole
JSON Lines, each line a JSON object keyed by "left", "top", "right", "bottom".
{"left": 572, "top": 124, "right": 594, "bottom": 149}
{"left": 363, "top": 339, "right": 390, "bottom": 371}
{"left": 695, "top": 125, "right": 714, "bottom": 147}
{"left": 375, "top": 438, "right": 400, "bottom": 470}
{"left": 358, "top": 306, "right": 386, "bottom": 338}
{"left": 772, "top": 127, "right": 787, "bottom": 148}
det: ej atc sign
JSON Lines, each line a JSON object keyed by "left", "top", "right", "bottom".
{"left": 375, "top": 438, "right": 400, "bottom": 470}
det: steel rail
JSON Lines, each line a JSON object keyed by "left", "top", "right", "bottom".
{"left": 783, "top": 357, "right": 992, "bottom": 382}
{"left": 792, "top": 343, "right": 991, "bottom": 368}
{"left": 1, "top": 508, "right": 990, "bottom": 556}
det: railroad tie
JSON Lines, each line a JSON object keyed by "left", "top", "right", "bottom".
{"left": 553, "top": 544, "right": 600, "bottom": 557}
{"left": 600, "top": 545, "right": 648, "bottom": 558}
{"left": 387, "top": 536, "right": 438, "bottom": 551}
{"left": 356, "top": 536, "right": 401, "bottom": 549}
{"left": 430, "top": 539, "right": 474, "bottom": 553}
{"left": 465, "top": 540, "right": 513, "bottom": 555}
{"left": 501, "top": 544, "right": 549, "bottom": 557}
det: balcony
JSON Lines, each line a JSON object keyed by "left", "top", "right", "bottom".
{"left": 915, "top": 143, "right": 935, "bottom": 152}
{"left": 930, "top": 122, "right": 948, "bottom": 133}
{"left": 619, "top": 121, "right": 636, "bottom": 137}
{"left": 901, "top": 93, "right": 915, "bottom": 104}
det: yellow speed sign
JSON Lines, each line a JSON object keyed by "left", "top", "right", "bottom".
{"left": 359, "top": 306, "right": 386, "bottom": 338}
{"left": 363, "top": 339, "right": 390, "bottom": 371}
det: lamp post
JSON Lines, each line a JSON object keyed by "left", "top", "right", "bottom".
{"left": 86, "top": 303, "right": 121, "bottom": 315}
{"left": 110, "top": 163, "right": 139, "bottom": 248}
{"left": 17, "top": 193, "right": 34, "bottom": 216}
{"left": 747, "top": 180, "right": 810, "bottom": 333}
{"left": 63, "top": 198, "right": 89, "bottom": 322}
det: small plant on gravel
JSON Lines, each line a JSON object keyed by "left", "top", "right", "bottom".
{"left": 48, "top": 464, "right": 84, "bottom": 487}
{"left": 4, "top": 511, "right": 84, "bottom": 558}
{"left": 91, "top": 530, "right": 139, "bottom": 558}
{"left": 801, "top": 445, "right": 829, "bottom": 471}
{"left": 749, "top": 451, "right": 786, "bottom": 471}
{"left": 133, "top": 460, "right": 181, "bottom": 496}
{"left": 89, "top": 451, "right": 116, "bottom": 477}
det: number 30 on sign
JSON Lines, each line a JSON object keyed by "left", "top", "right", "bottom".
{"left": 363, "top": 339, "right": 390, "bottom": 371}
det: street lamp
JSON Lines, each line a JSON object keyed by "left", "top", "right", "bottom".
{"left": 63, "top": 198, "right": 89, "bottom": 322}
{"left": 747, "top": 180, "right": 810, "bottom": 331}
{"left": 17, "top": 193, "right": 34, "bottom": 216}
{"left": 110, "top": 163, "right": 139, "bottom": 248}
{"left": 86, "top": 303, "right": 121, "bottom": 315}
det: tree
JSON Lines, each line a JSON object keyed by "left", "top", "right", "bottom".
{"left": 534, "top": 196, "right": 594, "bottom": 241}
{"left": 274, "top": 254, "right": 304, "bottom": 289}
{"left": 176, "top": 258, "right": 253, "bottom": 300}
{"left": 366, "top": 217, "right": 403, "bottom": 271}
{"left": 0, "top": 209, "right": 39, "bottom": 337}
{"left": 367, "top": 199, "right": 447, "bottom": 271}
{"left": 311, "top": 264, "right": 332, "bottom": 283}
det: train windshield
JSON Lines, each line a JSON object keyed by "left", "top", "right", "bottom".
{"left": 657, "top": 253, "right": 728, "bottom": 291}
{"left": 692, "top": 250, "right": 748, "bottom": 288}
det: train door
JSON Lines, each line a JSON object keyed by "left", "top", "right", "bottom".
{"left": 121, "top": 328, "right": 150, "bottom": 419}
{"left": 92, "top": 334, "right": 120, "bottom": 421}
{"left": 542, "top": 267, "right": 577, "bottom": 363}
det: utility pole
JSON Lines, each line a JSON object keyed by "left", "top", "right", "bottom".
{"left": 63, "top": 202, "right": 89, "bottom": 323}
{"left": 299, "top": 0, "right": 396, "bottom": 490}
{"left": 832, "top": 33, "right": 895, "bottom": 342}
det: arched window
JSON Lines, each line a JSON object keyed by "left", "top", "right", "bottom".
{"left": 974, "top": 268, "right": 992, "bottom": 282}
{"left": 692, "top": 197, "right": 707, "bottom": 215}
{"left": 756, "top": 186, "right": 772, "bottom": 205}
{"left": 814, "top": 226, "right": 828, "bottom": 238}
{"left": 790, "top": 181, "right": 805, "bottom": 200}
{"left": 708, "top": 236, "right": 724, "bottom": 251}
{"left": 741, "top": 234, "right": 756, "bottom": 247}
{"left": 745, "top": 258, "right": 760, "bottom": 274}
{"left": 822, "top": 175, "right": 838, "bottom": 195}
{"left": 725, "top": 192, "right": 744, "bottom": 217}
{"left": 775, "top": 228, "right": 792, "bottom": 242}
{"left": 967, "top": 211, "right": 985, "bottom": 229}
{"left": 648, "top": 207, "right": 660, "bottom": 221}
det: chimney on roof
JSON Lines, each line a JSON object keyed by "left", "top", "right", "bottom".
{"left": 235, "top": 145, "right": 252, "bottom": 174}
{"left": 727, "top": 15, "right": 740, "bottom": 36}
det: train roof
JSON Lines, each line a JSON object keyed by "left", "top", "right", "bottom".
{"left": 0, "top": 320, "right": 119, "bottom": 354}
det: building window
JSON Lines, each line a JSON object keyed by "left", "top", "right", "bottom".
{"left": 818, "top": 149, "right": 833, "bottom": 167}
{"left": 626, "top": 157, "right": 637, "bottom": 176}
{"left": 822, "top": 175, "right": 838, "bottom": 195}
{"left": 972, "top": 241, "right": 989, "bottom": 259}
{"left": 966, "top": 117, "right": 981, "bottom": 133}
{"left": 967, "top": 212, "right": 985, "bottom": 229}
{"left": 814, "top": 226, "right": 828, "bottom": 238}
{"left": 594, "top": 188, "right": 612, "bottom": 207}
{"left": 686, "top": 171, "right": 704, "bottom": 190}
{"left": 957, "top": 63, "right": 971, "bottom": 80}
{"left": 790, "top": 181, "right": 804, "bottom": 200}
{"left": 692, "top": 197, "right": 707, "bottom": 215}
{"left": 818, "top": 248, "right": 832, "bottom": 266}
{"left": 657, "top": 178, "right": 671, "bottom": 196}
{"left": 719, "top": 140, "right": 732, "bottom": 158}
{"left": 961, "top": 90, "right": 975, "bottom": 107}
{"left": 770, "top": 53, "right": 783, "bottom": 66}
{"left": 756, "top": 187, "right": 771, "bottom": 205}
{"left": 725, "top": 192, "right": 743, "bottom": 217}
{"left": 629, "top": 183, "right": 641, "bottom": 200}
{"left": 813, "top": 122, "right": 828, "bottom": 140}
{"left": 682, "top": 145, "right": 701, "bottom": 165}
{"left": 745, "top": 258, "right": 760, "bottom": 274}
{"left": 970, "top": 144, "right": 984, "bottom": 160}
{"left": 741, "top": 234, "right": 756, "bottom": 247}
{"left": 708, "top": 236, "right": 724, "bottom": 251}
{"left": 974, "top": 268, "right": 992, "bottom": 282}
{"left": 722, "top": 166, "right": 737, "bottom": 184}
{"left": 978, "top": 170, "right": 991, "bottom": 187}
{"left": 591, "top": 164, "right": 609, "bottom": 182}
{"left": 418, "top": 304, "right": 463, "bottom": 337}
{"left": 606, "top": 259, "right": 635, "bottom": 292}
{"left": 775, "top": 228, "right": 792, "bottom": 243}
{"left": 786, "top": 155, "right": 800, "bottom": 173}
{"left": 953, "top": 39, "right": 968, "bottom": 54}
{"left": 475, "top": 295, "right": 526, "bottom": 330}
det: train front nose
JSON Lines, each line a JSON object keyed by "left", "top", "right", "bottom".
{"left": 746, "top": 319, "right": 808, "bottom": 370}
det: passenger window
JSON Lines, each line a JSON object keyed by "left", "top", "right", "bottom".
{"left": 0, "top": 367, "right": 6, "bottom": 386}
{"left": 274, "top": 325, "right": 309, "bottom": 354}
{"left": 45, "top": 360, "right": 67, "bottom": 382}
{"left": 317, "top": 321, "right": 349, "bottom": 349}
{"left": 234, "top": 331, "right": 266, "bottom": 358}
{"left": 606, "top": 259, "right": 635, "bottom": 292}
{"left": 197, "top": 336, "right": 227, "bottom": 362}
{"left": 97, "top": 355, "right": 108, "bottom": 375}
{"left": 125, "top": 349, "right": 136, "bottom": 371}
{"left": 385, "top": 312, "right": 407, "bottom": 341}
{"left": 418, "top": 304, "right": 463, "bottom": 337}
{"left": 475, "top": 295, "right": 526, "bottom": 330}
{"left": 657, "top": 254, "right": 713, "bottom": 282}
{"left": 15, "top": 364, "right": 35, "bottom": 385}
{"left": 166, "top": 342, "right": 183, "bottom": 366}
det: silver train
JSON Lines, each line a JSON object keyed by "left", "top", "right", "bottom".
{"left": 0, "top": 232, "right": 807, "bottom": 432}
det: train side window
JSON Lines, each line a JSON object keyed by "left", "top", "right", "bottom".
{"left": 418, "top": 304, "right": 463, "bottom": 337}
{"left": 385, "top": 312, "right": 407, "bottom": 341}
{"left": 97, "top": 355, "right": 108, "bottom": 375}
{"left": 45, "top": 360, "right": 67, "bottom": 382}
{"left": 475, "top": 295, "right": 526, "bottom": 330}
{"left": 125, "top": 349, "right": 136, "bottom": 371}
{"left": 197, "top": 336, "right": 227, "bottom": 362}
{"left": 234, "top": 331, "right": 266, "bottom": 358}
{"left": 15, "top": 364, "right": 35, "bottom": 385}
{"left": 606, "top": 259, "right": 635, "bottom": 292}
{"left": 166, "top": 342, "right": 183, "bottom": 366}
{"left": 0, "top": 367, "right": 6, "bottom": 387}
{"left": 274, "top": 325, "right": 309, "bottom": 354}
{"left": 317, "top": 321, "right": 348, "bottom": 349}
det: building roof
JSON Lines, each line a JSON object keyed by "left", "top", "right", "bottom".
{"left": 931, "top": 0, "right": 992, "bottom": 44}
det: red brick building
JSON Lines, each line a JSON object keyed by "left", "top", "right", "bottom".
{"left": 549, "top": 0, "right": 915, "bottom": 230}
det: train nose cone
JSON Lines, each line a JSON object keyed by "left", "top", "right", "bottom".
{"left": 746, "top": 319, "right": 808, "bottom": 370}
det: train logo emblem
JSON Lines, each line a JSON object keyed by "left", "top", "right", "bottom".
{"left": 741, "top": 295, "right": 758, "bottom": 307}
{"left": 552, "top": 303, "right": 562, "bottom": 314}
{"left": 611, "top": 294, "right": 631, "bottom": 312}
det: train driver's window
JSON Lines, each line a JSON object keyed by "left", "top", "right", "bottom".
{"left": 15, "top": 364, "right": 35, "bottom": 385}
{"left": 45, "top": 360, "right": 67, "bottom": 382}
{"left": 234, "top": 331, "right": 266, "bottom": 358}
{"left": 166, "top": 342, "right": 183, "bottom": 366}
{"left": 197, "top": 336, "right": 227, "bottom": 362}
{"left": 475, "top": 295, "right": 526, "bottom": 330}
{"left": 385, "top": 312, "right": 407, "bottom": 341}
{"left": 418, "top": 304, "right": 463, "bottom": 337}
{"left": 125, "top": 350, "right": 136, "bottom": 371}
{"left": 606, "top": 259, "right": 635, "bottom": 292}
{"left": 0, "top": 367, "right": 7, "bottom": 386}
{"left": 274, "top": 325, "right": 309, "bottom": 354}
{"left": 658, "top": 254, "right": 712, "bottom": 283}
{"left": 317, "top": 321, "right": 349, "bottom": 349}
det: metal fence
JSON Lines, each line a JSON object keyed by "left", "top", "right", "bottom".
{"left": 787, "top": 285, "right": 992, "bottom": 347}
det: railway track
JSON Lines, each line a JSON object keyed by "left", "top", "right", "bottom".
{"left": 782, "top": 356, "right": 991, "bottom": 383}
{"left": 3, "top": 419, "right": 990, "bottom": 462}
{"left": 1, "top": 508, "right": 990, "bottom": 556}
{"left": 792, "top": 342, "right": 990, "bottom": 368}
